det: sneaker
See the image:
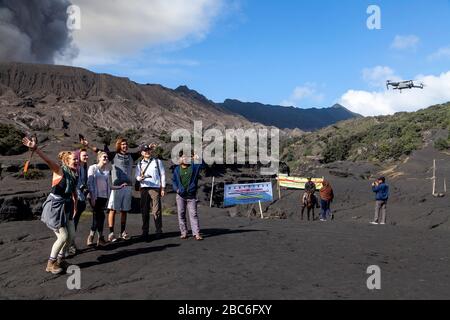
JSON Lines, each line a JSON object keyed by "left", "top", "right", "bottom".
{"left": 380, "top": 222, "right": 386, "bottom": 225}
{"left": 120, "top": 231, "right": 130, "bottom": 240}
{"left": 97, "top": 236, "right": 107, "bottom": 247}
{"left": 320, "top": 219, "right": 326, "bottom": 222}
{"left": 194, "top": 235, "right": 204, "bottom": 241}
{"left": 68, "top": 245, "right": 77, "bottom": 256}
{"left": 370, "top": 221, "right": 379, "bottom": 225}
{"left": 87, "top": 235, "right": 95, "bottom": 246}
{"left": 108, "top": 232, "right": 117, "bottom": 243}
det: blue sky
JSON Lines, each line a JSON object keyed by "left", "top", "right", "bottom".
{"left": 72, "top": 0, "right": 450, "bottom": 115}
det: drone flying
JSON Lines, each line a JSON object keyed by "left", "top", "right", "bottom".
{"left": 386, "top": 80, "right": 425, "bottom": 92}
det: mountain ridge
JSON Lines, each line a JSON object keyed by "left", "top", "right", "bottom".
{"left": 218, "top": 99, "right": 362, "bottom": 131}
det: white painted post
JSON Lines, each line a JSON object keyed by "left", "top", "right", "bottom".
{"left": 209, "top": 176, "right": 215, "bottom": 208}
{"left": 258, "top": 201, "right": 264, "bottom": 219}
{"left": 433, "top": 160, "right": 436, "bottom": 196}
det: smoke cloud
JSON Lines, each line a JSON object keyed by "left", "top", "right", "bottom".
{"left": 0, "top": 0, "right": 77, "bottom": 64}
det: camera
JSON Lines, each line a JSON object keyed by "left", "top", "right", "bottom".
{"left": 80, "top": 184, "right": 89, "bottom": 197}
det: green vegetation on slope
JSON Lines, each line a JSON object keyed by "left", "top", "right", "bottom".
{"left": 0, "top": 124, "right": 28, "bottom": 156}
{"left": 282, "top": 102, "right": 450, "bottom": 166}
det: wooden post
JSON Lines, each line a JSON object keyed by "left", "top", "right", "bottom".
{"left": 258, "top": 201, "right": 264, "bottom": 219}
{"left": 209, "top": 176, "right": 215, "bottom": 208}
{"left": 277, "top": 177, "right": 281, "bottom": 200}
{"left": 433, "top": 159, "right": 436, "bottom": 196}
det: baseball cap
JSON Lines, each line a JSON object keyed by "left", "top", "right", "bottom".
{"left": 139, "top": 144, "right": 152, "bottom": 152}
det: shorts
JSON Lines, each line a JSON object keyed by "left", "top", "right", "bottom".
{"left": 107, "top": 186, "right": 132, "bottom": 212}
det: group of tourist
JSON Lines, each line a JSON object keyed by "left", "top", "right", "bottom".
{"left": 22, "top": 134, "right": 390, "bottom": 275}
{"left": 22, "top": 136, "right": 204, "bottom": 275}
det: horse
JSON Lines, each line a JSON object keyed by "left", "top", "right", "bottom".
{"left": 301, "top": 191, "right": 319, "bottom": 221}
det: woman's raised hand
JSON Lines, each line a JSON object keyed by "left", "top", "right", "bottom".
{"left": 22, "top": 136, "right": 37, "bottom": 150}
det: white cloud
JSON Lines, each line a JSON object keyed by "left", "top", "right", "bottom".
{"left": 391, "top": 35, "right": 420, "bottom": 50}
{"left": 281, "top": 83, "right": 325, "bottom": 107}
{"left": 428, "top": 46, "right": 450, "bottom": 61}
{"left": 362, "top": 66, "right": 401, "bottom": 88}
{"left": 69, "top": 0, "right": 225, "bottom": 66}
{"left": 339, "top": 71, "right": 450, "bottom": 116}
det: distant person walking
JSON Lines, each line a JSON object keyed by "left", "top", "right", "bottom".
{"left": 22, "top": 136, "right": 78, "bottom": 275}
{"left": 136, "top": 144, "right": 166, "bottom": 241}
{"left": 172, "top": 151, "right": 204, "bottom": 240}
{"left": 81, "top": 137, "right": 141, "bottom": 242}
{"left": 319, "top": 180, "right": 334, "bottom": 221}
{"left": 371, "top": 177, "right": 389, "bottom": 225}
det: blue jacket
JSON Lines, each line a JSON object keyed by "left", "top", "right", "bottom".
{"left": 372, "top": 183, "right": 389, "bottom": 201}
{"left": 172, "top": 162, "right": 204, "bottom": 199}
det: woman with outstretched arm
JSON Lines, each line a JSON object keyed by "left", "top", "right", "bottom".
{"left": 22, "top": 136, "right": 78, "bottom": 275}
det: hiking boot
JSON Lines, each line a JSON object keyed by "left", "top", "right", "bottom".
{"left": 56, "top": 257, "right": 70, "bottom": 271}
{"left": 97, "top": 236, "right": 107, "bottom": 247}
{"left": 87, "top": 234, "right": 95, "bottom": 246}
{"left": 120, "top": 231, "right": 130, "bottom": 240}
{"left": 108, "top": 232, "right": 117, "bottom": 243}
{"left": 46, "top": 260, "right": 63, "bottom": 275}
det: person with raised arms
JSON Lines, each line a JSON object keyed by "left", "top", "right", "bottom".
{"left": 22, "top": 136, "right": 78, "bottom": 275}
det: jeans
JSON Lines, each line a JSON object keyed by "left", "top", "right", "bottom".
{"left": 320, "top": 199, "right": 331, "bottom": 220}
{"left": 91, "top": 198, "right": 107, "bottom": 235}
{"left": 73, "top": 200, "right": 86, "bottom": 230}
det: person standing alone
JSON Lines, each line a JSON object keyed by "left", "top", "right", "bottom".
{"left": 371, "top": 177, "right": 389, "bottom": 225}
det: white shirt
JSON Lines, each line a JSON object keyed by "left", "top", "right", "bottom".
{"left": 135, "top": 158, "right": 166, "bottom": 189}
{"left": 88, "top": 164, "right": 111, "bottom": 199}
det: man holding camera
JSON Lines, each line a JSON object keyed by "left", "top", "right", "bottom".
{"left": 135, "top": 144, "right": 166, "bottom": 241}
{"left": 370, "top": 177, "right": 389, "bottom": 225}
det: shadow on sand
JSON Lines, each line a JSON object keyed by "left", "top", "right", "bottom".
{"left": 76, "top": 228, "right": 263, "bottom": 269}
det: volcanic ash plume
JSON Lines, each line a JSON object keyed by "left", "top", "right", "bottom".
{"left": 0, "top": 0, "right": 78, "bottom": 64}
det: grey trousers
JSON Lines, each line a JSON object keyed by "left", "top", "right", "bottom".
{"left": 374, "top": 200, "right": 387, "bottom": 223}
{"left": 176, "top": 194, "right": 200, "bottom": 237}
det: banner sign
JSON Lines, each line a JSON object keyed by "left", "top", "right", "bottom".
{"left": 277, "top": 175, "right": 324, "bottom": 190}
{"left": 224, "top": 182, "right": 273, "bottom": 207}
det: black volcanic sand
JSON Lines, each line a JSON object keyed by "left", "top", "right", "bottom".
{"left": 1, "top": 203, "right": 450, "bottom": 300}
{"left": 1, "top": 140, "right": 450, "bottom": 299}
